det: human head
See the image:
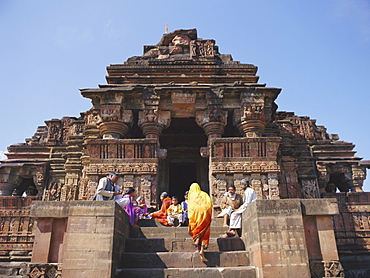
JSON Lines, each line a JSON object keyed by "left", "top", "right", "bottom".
{"left": 125, "top": 187, "right": 136, "bottom": 197}
{"left": 240, "top": 179, "right": 250, "bottom": 190}
{"left": 160, "top": 191, "right": 168, "bottom": 201}
{"left": 189, "top": 183, "right": 201, "bottom": 193}
{"left": 172, "top": 196, "right": 179, "bottom": 205}
{"left": 108, "top": 172, "right": 119, "bottom": 183}
{"left": 184, "top": 191, "right": 189, "bottom": 199}
{"left": 228, "top": 185, "right": 236, "bottom": 195}
{"left": 137, "top": 196, "right": 145, "bottom": 204}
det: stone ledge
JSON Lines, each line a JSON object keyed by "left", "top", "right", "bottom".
{"left": 300, "top": 198, "right": 339, "bottom": 216}
{"left": 30, "top": 201, "right": 121, "bottom": 218}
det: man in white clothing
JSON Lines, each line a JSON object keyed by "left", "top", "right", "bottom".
{"left": 93, "top": 172, "right": 122, "bottom": 201}
{"left": 221, "top": 178, "right": 257, "bottom": 237}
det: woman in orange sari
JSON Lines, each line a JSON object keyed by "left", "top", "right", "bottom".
{"left": 149, "top": 192, "right": 172, "bottom": 225}
{"left": 187, "top": 183, "right": 212, "bottom": 261}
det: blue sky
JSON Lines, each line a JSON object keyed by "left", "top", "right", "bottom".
{"left": 0, "top": 0, "right": 369, "bottom": 191}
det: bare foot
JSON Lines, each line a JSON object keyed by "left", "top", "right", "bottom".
{"left": 133, "top": 224, "right": 140, "bottom": 228}
{"left": 226, "top": 231, "right": 236, "bottom": 237}
{"left": 199, "top": 251, "right": 207, "bottom": 262}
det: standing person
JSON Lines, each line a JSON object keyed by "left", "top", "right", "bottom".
{"left": 167, "top": 196, "right": 183, "bottom": 227}
{"left": 149, "top": 192, "right": 172, "bottom": 226}
{"left": 116, "top": 187, "right": 139, "bottom": 227}
{"left": 217, "top": 185, "right": 243, "bottom": 227}
{"left": 221, "top": 179, "right": 257, "bottom": 238}
{"left": 181, "top": 191, "right": 189, "bottom": 225}
{"left": 187, "top": 183, "right": 212, "bottom": 262}
{"left": 93, "top": 172, "right": 122, "bottom": 201}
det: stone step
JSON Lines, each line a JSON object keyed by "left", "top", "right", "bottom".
{"left": 129, "top": 226, "right": 230, "bottom": 239}
{"left": 125, "top": 236, "right": 245, "bottom": 253}
{"left": 116, "top": 266, "right": 257, "bottom": 278}
{"left": 137, "top": 217, "right": 228, "bottom": 228}
{"left": 125, "top": 237, "right": 245, "bottom": 252}
{"left": 121, "top": 251, "right": 250, "bottom": 268}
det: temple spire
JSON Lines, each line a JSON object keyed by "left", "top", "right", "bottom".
{"left": 165, "top": 24, "right": 168, "bottom": 33}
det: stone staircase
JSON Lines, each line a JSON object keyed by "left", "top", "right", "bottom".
{"left": 116, "top": 218, "right": 256, "bottom": 278}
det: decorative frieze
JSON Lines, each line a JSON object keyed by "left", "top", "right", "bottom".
{"left": 310, "top": 260, "right": 344, "bottom": 278}
{"left": 85, "top": 163, "right": 158, "bottom": 175}
{"left": 211, "top": 160, "right": 280, "bottom": 174}
{"left": 28, "top": 263, "right": 61, "bottom": 278}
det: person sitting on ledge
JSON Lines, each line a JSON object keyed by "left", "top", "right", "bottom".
{"left": 136, "top": 196, "right": 150, "bottom": 219}
{"left": 167, "top": 196, "right": 183, "bottom": 227}
{"left": 220, "top": 179, "right": 257, "bottom": 238}
{"left": 216, "top": 185, "right": 243, "bottom": 227}
{"left": 116, "top": 187, "right": 140, "bottom": 227}
{"left": 149, "top": 192, "right": 172, "bottom": 226}
{"left": 181, "top": 191, "right": 189, "bottom": 225}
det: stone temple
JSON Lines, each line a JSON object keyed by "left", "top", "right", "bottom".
{"left": 0, "top": 29, "right": 369, "bottom": 277}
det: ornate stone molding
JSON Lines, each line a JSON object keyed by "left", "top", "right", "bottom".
{"left": 211, "top": 160, "right": 280, "bottom": 174}
{"left": 28, "top": 263, "right": 62, "bottom": 278}
{"left": 85, "top": 163, "right": 158, "bottom": 175}
{"left": 310, "top": 260, "right": 344, "bottom": 277}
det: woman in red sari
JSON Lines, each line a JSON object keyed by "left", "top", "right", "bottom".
{"left": 149, "top": 192, "right": 172, "bottom": 226}
{"left": 187, "top": 183, "right": 212, "bottom": 261}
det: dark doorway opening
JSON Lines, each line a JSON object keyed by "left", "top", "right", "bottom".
{"left": 325, "top": 173, "right": 350, "bottom": 193}
{"left": 12, "top": 178, "right": 38, "bottom": 196}
{"left": 169, "top": 162, "right": 197, "bottom": 202}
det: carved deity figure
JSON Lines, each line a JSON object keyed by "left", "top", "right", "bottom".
{"left": 172, "top": 34, "right": 191, "bottom": 46}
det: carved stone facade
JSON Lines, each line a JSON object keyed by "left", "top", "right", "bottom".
{"left": 0, "top": 29, "right": 369, "bottom": 277}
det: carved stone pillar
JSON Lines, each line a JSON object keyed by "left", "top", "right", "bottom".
{"left": 98, "top": 105, "right": 132, "bottom": 139}
{"left": 98, "top": 121, "right": 129, "bottom": 139}
{"left": 234, "top": 106, "right": 265, "bottom": 137}
{"left": 138, "top": 109, "right": 171, "bottom": 141}
{"left": 351, "top": 164, "right": 366, "bottom": 192}
{"left": 233, "top": 91, "right": 272, "bottom": 137}
{"left": 196, "top": 109, "right": 227, "bottom": 143}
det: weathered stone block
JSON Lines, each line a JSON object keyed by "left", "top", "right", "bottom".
{"left": 300, "top": 198, "right": 339, "bottom": 215}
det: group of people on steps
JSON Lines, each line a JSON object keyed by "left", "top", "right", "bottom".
{"left": 93, "top": 172, "right": 256, "bottom": 261}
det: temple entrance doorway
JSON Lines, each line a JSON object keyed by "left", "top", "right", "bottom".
{"left": 168, "top": 162, "right": 196, "bottom": 202}
{"left": 159, "top": 118, "right": 209, "bottom": 202}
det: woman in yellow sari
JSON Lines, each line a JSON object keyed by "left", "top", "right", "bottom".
{"left": 187, "top": 183, "right": 212, "bottom": 261}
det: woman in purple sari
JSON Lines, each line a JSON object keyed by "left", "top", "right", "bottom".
{"left": 116, "top": 187, "right": 139, "bottom": 227}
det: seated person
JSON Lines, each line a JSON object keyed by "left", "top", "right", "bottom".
{"left": 221, "top": 179, "right": 257, "bottom": 237}
{"left": 217, "top": 185, "right": 243, "bottom": 227}
{"left": 115, "top": 187, "right": 140, "bottom": 227}
{"left": 181, "top": 191, "right": 189, "bottom": 225}
{"left": 136, "top": 196, "right": 150, "bottom": 219}
{"left": 167, "top": 196, "right": 183, "bottom": 227}
{"left": 149, "top": 192, "right": 172, "bottom": 225}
